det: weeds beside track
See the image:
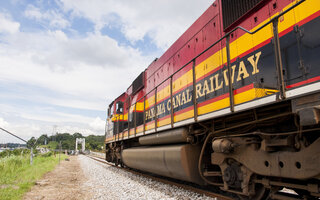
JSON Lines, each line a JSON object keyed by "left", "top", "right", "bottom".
{"left": 0, "top": 153, "right": 67, "bottom": 200}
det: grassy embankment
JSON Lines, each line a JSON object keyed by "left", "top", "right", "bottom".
{"left": 0, "top": 151, "right": 67, "bottom": 200}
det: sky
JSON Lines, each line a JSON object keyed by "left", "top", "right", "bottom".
{"left": 0, "top": 0, "right": 213, "bottom": 143}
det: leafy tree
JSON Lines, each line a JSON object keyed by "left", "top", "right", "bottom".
{"left": 47, "top": 141, "right": 59, "bottom": 150}
{"left": 27, "top": 137, "right": 36, "bottom": 148}
{"left": 73, "top": 132, "right": 83, "bottom": 139}
{"left": 36, "top": 134, "right": 49, "bottom": 145}
{"left": 27, "top": 132, "right": 104, "bottom": 151}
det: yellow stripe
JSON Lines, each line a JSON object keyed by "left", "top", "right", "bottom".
{"left": 129, "top": 128, "right": 134, "bottom": 136}
{"left": 158, "top": 117, "right": 171, "bottom": 127}
{"left": 136, "top": 126, "right": 143, "bottom": 134}
{"left": 145, "top": 123, "right": 155, "bottom": 131}
{"left": 198, "top": 88, "right": 278, "bottom": 115}
{"left": 123, "top": 131, "right": 128, "bottom": 138}
{"left": 105, "top": 136, "right": 113, "bottom": 143}
{"left": 174, "top": 109, "right": 194, "bottom": 122}
{"left": 111, "top": 114, "right": 124, "bottom": 121}
{"left": 107, "top": 135, "right": 115, "bottom": 142}
{"left": 198, "top": 97, "right": 230, "bottom": 116}
{"left": 145, "top": 95, "right": 155, "bottom": 108}
{"left": 137, "top": 102, "right": 144, "bottom": 111}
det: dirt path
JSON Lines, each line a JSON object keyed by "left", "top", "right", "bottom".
{"left": 23, "top": 156, "right": 91, "bottom": 200}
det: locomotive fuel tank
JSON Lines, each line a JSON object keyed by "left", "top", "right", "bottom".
{"left": 121, "top": 144, "right": 204, "bottom": 185}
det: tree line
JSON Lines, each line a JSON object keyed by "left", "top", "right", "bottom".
{"left": 27, "top": 133, "right": 105, "bottom": 151}
{"left": 0, "top": 143, "right": 27, "bottom": 148}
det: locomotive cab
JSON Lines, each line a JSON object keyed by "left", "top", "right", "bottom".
{"left": 105, "top": 99, "right": 124, "bottom": 138}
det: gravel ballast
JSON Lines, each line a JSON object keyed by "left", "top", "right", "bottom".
{"left": 79, "top": 155, "right": 216, "bottom": 200}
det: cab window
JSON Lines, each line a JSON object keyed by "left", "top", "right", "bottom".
{"left": 110, "top": 104, "right": 114, "bottom": 117}
{"left": 116, "top": 101, "right": 123, "bottom": 114}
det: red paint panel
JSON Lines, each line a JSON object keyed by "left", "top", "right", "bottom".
{"left": 204, "top": 16, "right": 222, "bottom": 47}
{"left": 145, "top": 74, "right": 155, "bottom": 94}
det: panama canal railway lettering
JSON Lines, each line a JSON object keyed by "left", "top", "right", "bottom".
{"left": 145, "top": 51, "right": 262, "bottom": 121}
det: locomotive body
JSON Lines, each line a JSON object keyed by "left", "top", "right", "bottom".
{"left": 105, "top": 0, "right": 320, "bottom": 198}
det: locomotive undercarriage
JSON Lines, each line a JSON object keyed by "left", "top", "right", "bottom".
{"left": 106, "top": 93, "right": 320, "bottom": 199}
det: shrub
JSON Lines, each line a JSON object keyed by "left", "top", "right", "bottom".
{"left": 40, "top": 151, "right": 53, "bottom": 157}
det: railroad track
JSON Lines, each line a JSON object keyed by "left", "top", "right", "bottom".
{"left": 85, "top": 154, "right": 233, "bottom": 200}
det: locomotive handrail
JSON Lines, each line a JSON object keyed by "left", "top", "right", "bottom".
{"left": 192, "top": 60, "right": 198, "bottom": 121}
{"left": 231, "top": 0, "right": 305, "bottom": 36}
{"left": 124, "top": 0, "right": 305, "bottom": 135}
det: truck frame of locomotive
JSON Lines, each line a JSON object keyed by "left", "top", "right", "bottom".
{"left": 105, "top": 0, "right": 320, "bottom": 199}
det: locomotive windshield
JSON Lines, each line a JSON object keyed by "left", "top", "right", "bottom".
{"left": 109, "top": 104, "right": 114, "bottom": 117}
{"left": 106, "top": 104, "right": 114, "bottom": 138}
{"left": 106, "top": 118, "right": 113, "bottom": 138}
{"left": 116, "top": 101, "right": 123, "bottom": 114}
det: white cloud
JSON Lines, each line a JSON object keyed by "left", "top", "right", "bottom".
{"left": 24, "top": 5, "right": 43, "bottom": 20}
{"left": 0, "top": 30, "right": 150, "bottom": 105}
{"left": 0, "top": 12, "right": 20, "bottom": 34}
{"left": 33, "top": 31, "right": 146, "bottom": 70}
{"left": 10, "top": 0, "right": 24, "bottom": 5}
{"left": 89, "top": 117, "right": 105, "bottom": 131}
{"left": 0, "top": 118, "right": 9, "bottom": 128}
{"left": 56, "top": 125, "right": 99, "bottom": 136}
{"left": 24, "top": 4, "right": 70, "bottom": 29}
{"left": 58, "top": 0, "right": 213, "bottom": 49}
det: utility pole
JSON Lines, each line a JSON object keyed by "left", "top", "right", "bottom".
{"left": 59, "top": 141, "right": 61, "bottom": 165}
{"left": 30, "top": 147, "right": 33, "bottom": 165}
{"left": 30, "top": 137, "right": 40, "bottom": 165}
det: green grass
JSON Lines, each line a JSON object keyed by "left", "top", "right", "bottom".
{"left": 0, "top": 153, "right": 67, "bottom": 200}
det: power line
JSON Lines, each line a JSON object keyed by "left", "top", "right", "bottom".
{"left": 0, "top": 127, "right": 36, "bottom": 165}
{"left": 0, "top": 127, "right": 28, "bottom": 143}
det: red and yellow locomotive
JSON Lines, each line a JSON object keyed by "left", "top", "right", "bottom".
{"left": 105, "top": 0, "right": 320, "bottom": 199}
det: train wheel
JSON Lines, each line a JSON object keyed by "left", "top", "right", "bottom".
{"left": 115, "top": 159, "right": 119, "bottom": 166}
{"left": 106, "top": 154, "right": 112, "bottom": 162}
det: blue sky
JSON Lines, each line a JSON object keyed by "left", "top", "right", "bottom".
{"left": 0, "top": 0, "right": 212, "bottom": 143}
